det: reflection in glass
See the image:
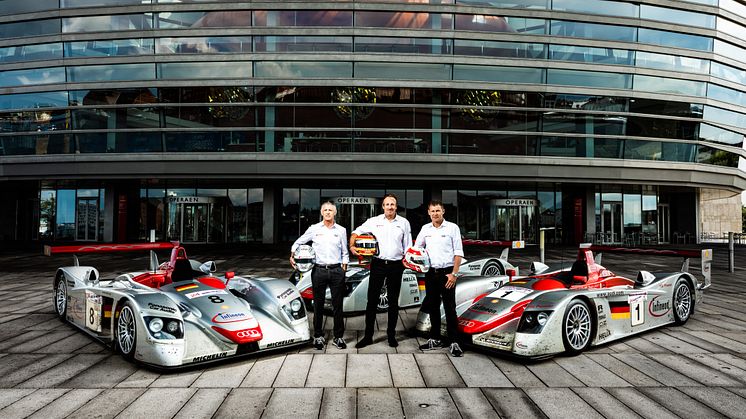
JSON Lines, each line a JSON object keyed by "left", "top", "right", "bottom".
{"left": 69, "top": 88, "right": 158, "bottom": 106}
{"left": 63, "top": 14, "right": 153, "bottom": 32}
{"left": 0, "top": 91, "right": 68, "bottom": 110}
{"left": 56, "top": 190, "right": 76, "bottom": 240}
{"left": 357, "top": 11, "right": 451, "bottom": 29}
{"left": 357, "top": 62, "right": 450, "bottom": 80}
{"left": 355, "top": 37, "right": 450, "bottom": 55}
{"left": 454, "top": 40, "right": 545, "bottom": 58}
{"left": 711, "top": 61, "right": 746, "bottom": 85}
{"left": 699, "top": 124, "right": 744, "bottom": 148}
{"left": 714, "top": 39, "right": 746, "bottom": 65}
{"left": 541, "top": 113, "right": 625, "bottom": 136}
{"left": 704, "top": 106, "right": 746, "bottom": 129}
{"left": 158, "top": 36, "right": 252, "bottom": 54}
{"left": 717, "top": 16, "right": 746, "bottom": 43}
{"left": 65, "top": 38, "right": 154, "bottom": 57}
{"left": 76, "top": 132, "right": 162, "bottom": 153}
{"left": 697, "top": 146, "right": 739, "bottom": 167}
{"left": 548, "top": 45, "right": 633, "bottom": 65}
{"left": 638, "top": 28, "right": 712, "bottom": 51}
{"left": 164, "top": 131, "right": 256, "bottom": 152}
{"left": 254, "top": 10, "right": 352, "bottom": 27}
{"left": 551, "top": 21, "right": 636, "bottom": 42}
{"left": 633, "top": 75, "right": 705, "bottom": 96}
{"left": 552, "top": 0, "right": 638, "bottom": 17}
{"left": 157, "top": 62, "right": 252, "bottom": 79}
{"left": 256, "top": 36, "right": 351, "bottom": 53}
{"left": 456, "top": 0, "right": 547, "bottom": 7}
{"left": 707, "top": 84, "right": 746, "bottom": 107}
{"left": 626, "top": 116, "right": 698, "bottom": 140}
{"left": 39, "top": 189, "right": 56, "bottom": 239}
{"left": 0, "top": 42, "right": 63, "bottom": 63}
{"left": 62, "top": 0, "right": 150, "bottom": 6}
{"left": 635, "top": 51, "right": 709, "bottom": 74}
{"left": 0, "top": 0, "right": 57, "bottom": 15}
{"left": 72, "top": 107, "right": 160, "bottom": 130}
{"left": 629, "top": 98, "right": 702, "bottom": 118}
{"left": 0, "top": 67, "right": 65, "bottom": 88}
{"left": 164, "top": 106, "right": 254, "bottom": 128}
{"left": 640, "top": 5, "right": 715, "bottom": 29}
{"left": 67, "top": 63, "right": 155, "bottom": 82}
{"left": 624, "top": 140, "right": 695, "bottom": 162}
{"left": 547, "top": 69, "right": 631, "bottom": 89}
{"left": 1, "top": 134, "right": 72, "bottom": 155}
{"left": 255, "top": 61, "right": 352, "bottom": 78}
{"left": 0, "top": 109, "right": 69, "bottom": 132}
{"left": 157, "top": 11, "right": 250, "bottom": 29}
{"left": 0, "top": 18, "right": 60, "bottom": 39}
{"left": 456, "top": 15, "right": 545, "bottom": 34}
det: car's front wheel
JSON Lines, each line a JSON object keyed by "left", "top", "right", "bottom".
{"left": 54, "top": 275, "right": 67, "bottom": 320}
{"left": 562, "top": 300, "right": 593, "bottom": 355}
{"left": 116, "top": 302, "right": 138, "bottom": 360}
{"left": 673, "top": 277, "right": 693, "bottom": 325}
{"left": 481, "top": 260, "right": 502, "bottom": 276}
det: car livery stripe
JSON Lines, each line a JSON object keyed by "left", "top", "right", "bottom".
{"left": 609, "top": 302, "right": 630, "bottom": 319}
{"left": 176, "top": 284, "right": 198, "bottom": 292}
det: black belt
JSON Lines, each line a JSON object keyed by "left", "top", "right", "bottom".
{"left": 315, "top": 264, "right": 340, "bottom": 269}
{"left": 373, "top": 258, "right": 400, "bottom": 265}
{"left": 433, "top": 266, "right": 454, "bottom": 274}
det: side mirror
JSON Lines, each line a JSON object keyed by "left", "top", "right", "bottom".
{"left": 530, "top": 262, "right": 549, "bottom": 275}
{"left": 199, "top": 261, "right": 216, "bottom": 274}
{"left": 636, "top": 270, "right": 655, "bottom": 286}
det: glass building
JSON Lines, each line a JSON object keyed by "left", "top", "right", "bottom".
{"left": 0, "top": 0, "right": 744, "bottom": 245}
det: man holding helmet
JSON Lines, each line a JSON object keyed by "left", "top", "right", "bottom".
{"left": 290, "top": 201, "right": 349, "bottom": 350}
{"left": 414, "top": 200, "right": 464, "bottom": 357}
{"left": 350, "top": 193, "right": 412, "bottom": 348}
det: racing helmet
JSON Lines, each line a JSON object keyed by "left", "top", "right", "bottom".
{"left": 403, "top": 246, "right": 430, "bottom": 273}
{"left": 294, "top": 244, "right": 316, "bottom": 273}
{"left": 353, "top": 233, "right": 379, "bottom": 257}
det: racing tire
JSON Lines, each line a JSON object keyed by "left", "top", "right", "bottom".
{"left": 481, "top": 259, "right": 503, "bottom": 276}
{"left": 672, "top": 277, "right": 693, "bottom": 326}
{"left": 562, "top": 300, "right": 593, "bottom": 355}
{"left": 115, "top": 302, "right": 138, "bottom": 361}
{"left": 377, "top": 283, "right": 389, "bottom": 312}
{"left": 53, "top": 274, "right": 67, "bottom": 320}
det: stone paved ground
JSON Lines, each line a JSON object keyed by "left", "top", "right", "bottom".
{"left": 0, "top": 244, "right": 745, "bottom": 418}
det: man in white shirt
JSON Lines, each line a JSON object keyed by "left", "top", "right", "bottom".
{"left": 291, "top": 201, "right": 349, "bottom": 350}
{"left": 415, "top": 200, "right": 464, "bottom": 357}
{"left": 349, "top": 193, "right": 412, "bottom": 348}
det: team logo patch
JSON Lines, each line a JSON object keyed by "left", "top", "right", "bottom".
{"left": 185, "top": 289, "right": 227, "bottom": 299}
{"left": 212, "top": 312, "right": 251, "bottom": 323}
{"left": 176, "top": 284, "right": 198, "bottom": 292}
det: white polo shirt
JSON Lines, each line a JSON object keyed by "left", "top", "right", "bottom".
{"left": 353, "top": 214, "right": 412, "bottom": 261}
{"left": 414, "top": 220, "right": 464, "bottom": 269}
{"left": 291, "top": 222, "right": 349, "bottom": 265}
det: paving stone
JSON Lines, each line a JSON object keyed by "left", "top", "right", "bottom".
{"left": 647, "top": 353, "right": 742, "bottom": 386}
{"left": 482, "top": 388, "right": 547, "bottom": 419}
{"left": 240, "top": 355, "right": 285, "bottom": 387}
{"left": 605, "top": 388, "right": 679, "bottom": 419}
{"left": 0, "top": 388, "right": 69, "bottom": 419}
{"left": 623, "top": 336, "right": 669, "bottom": 354}
{"left": 0, "top": 354, "right": 47, "bottom": 379}
{"left": 0, "top": 354, "right": 72, "bottom": 388}
{"left": 571, "top": 388, "right": 642, "bottom": 419}
{"left": 213, "top": 388, "right": 272, "bottom": 418}
{"left": 16, "top": 354, "right": 107, "bottom": 389}
{"left": 388, "top": 354, "right": 426, "bottom": 388}
{"left": 612, "top": 353, "right": 701, "bottom": 386}
{"left": 273, "top": 354, "right": 313, "bottom": 387}
{"left": 74, "top": 341, "right": 108, "bottom": 354}
{"left": 526, "top": 360, "right": 584, "bottom": 388}
{"left": 148, "top": 369, "right": 202, "bottom": 388}
{"left": 191, "top": 359, "right": 254, "bottom": 388}
{"left": 347, "top": 354, "right": 392, "bottom": 387}
{"left": 525, "top": 388, "right": 603, "bottom": 419}
{"left": 306, "top": 354, "right": 346, "bottom": 387}
{"left": 173, "top": 388, "right": 231, "bottom": 419}
{"left": 115, "top": 368, "right": 160, "bottom": 388}
{"left": 554, "top": 354, "right": 631, "bottom": 387}
{"left": 0, "top": 389, "right": 35, "bottom": 410}
{"left": 491, "top": 358, "right": 545, "bottom": 388}
{"left": 450, "top": 352, "right": 512, "bottom": 387}
{"left": 262, "top": 388, "right": 322, "bottom": 419}
{"left": 0, "top": 330, "right": 49, "bottom": 352}
{"left": 687, "top": 331, "right": 746, "bottom": 352}
{"left": 6, "top": 330, "right": 77, "bottom": 353}
{"left": 35, "top": 332, "right": 95, "bottom": 354}
{"left": 60, "top": 355, "right": 139, "bottom": 388}
{"left": 117, "top": 388, "right": 196, "bottom": 418}
{"left": 25, "top": 388, "right": 103, "bottom": 419}
{"left": 643, "top": 332, "right": 712, "bottom": 354}
{"left": 678, "top": 386, "right": 746, "bottom": 418}
{"left": 584, "top": 354, "right": 662, "bottom": 387}
{"left": 638, "top": 387, "right": 725, "bottom": 418}
{"left": 414, "top": 353, "right": 465, "bottom": 387}
{"left": 319, "top": 388, "right": 356, "bottom": 419}
{"left": 400, "top": 388, "right": 460, "bottom": 419}
{"left": 357, "top": 388, "right": 403, "bottom": 418}
{"left": 711, "top": 353, "right": 746, "bottom": 372}
{"left": 663, "top": 330, "right": 733, "bottom": 353}
{"left": 449, "top": 388, "right": 498, "bottom": 419}
{"left": 356, "top": 331, "right": 399, "bottom": 354}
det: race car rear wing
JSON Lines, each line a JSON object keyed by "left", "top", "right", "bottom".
{"left": 44, "top": 242, "right": 178, "bottom": 268}
{"left": 461, "top": 240, "right": 526, "bottom": 261}
{"left": 589, "top": 245, "right": 712, "bottom": 289}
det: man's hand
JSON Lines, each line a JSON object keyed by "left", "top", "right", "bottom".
{"left": 445, "top": 273, "right": 457, "bottom": 289}
{"left": 342, "top": 263, "right": 347, "bottom": 271}
{"left": 289, "top": 255, "right": 296, "bottom": 270}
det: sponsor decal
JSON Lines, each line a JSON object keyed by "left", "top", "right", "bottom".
{"left": 148, "top": 303, "right": 176, "bottom": 314}
{"left": 515, "top": 341, "right": 528, "bottom": 349}
{"left": 403, "top": 275, "right": 417, "bottom": 282}
{"left": 410, "top": 289, "right": 419, "bottom": 294}
{"left": 597, "top": 329, "right": 612, "bottom": 340}
{"left": 469, "top": 304, "right": 497, "bottom": 315}
{"left": 609, "top": 302, "right": 630, "bottom": 320}
{"left": 477, "top": 335, "right": 512, "bottom": 349}
{"left": 468, "top": 265, "right": 480, "bottom": 271}
{"left": 488, "top": 286, "right": 532, "bottom": 302}
{"left": 276, "top": 288, "right": 294, "bottom": 300}
{"left": 185, "top": 289, "right": 227, "bottom": 299}
{"left": 597, "top": 304, "right": 604, "bottom": 313}
{"left": 176, "top": 284, "right": 198, "bottom": 292}
{"left": 266, "top": 339, "right": 295, "bottom": 348}
{"left": 648, "top": 296, "right": 671, "bottom": 317}
{"left": 598, "top": 314, "right": 607, "bottom": 321}
{"left": 598, "top": 320, "right": 607, "bottom": 328}
{"left": 212, "top": 312, "right": 250, "bottom": 323}
{"left": 596, "top": 290, "right": 626, "bottom": 298}
{"left": 67, "top": 280, "right": 76, "bottom": 287}
{"left": 192, "top": 352, "right": 228, "bottom": 363}
{"left": 414, "top": 296, "right": 420, "bottom": 303}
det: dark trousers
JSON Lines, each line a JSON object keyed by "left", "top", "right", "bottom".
{"left": 425, "top": 266, "right": 458, "bottom": 343}
{"left": 364, "top": 258, "right": 404, "bottom": 338}
{"left": 311, "top": 265, "right": 345, "bottom": 339}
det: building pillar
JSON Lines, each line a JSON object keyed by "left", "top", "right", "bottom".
{"left": 262, "top": 187, "right": 276, "bottom": 244}
{"left": 103, "top": 187, "right": 115, "bottom": 242}
{"left": 585, "top": 186, "right": 596, "bottom": 240}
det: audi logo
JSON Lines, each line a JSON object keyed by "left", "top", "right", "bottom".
{"left": 458, "top": 320, "right": 474, "bottom": 327}
{"left": 236, "top": 329, "right": 260, "bottom": 338}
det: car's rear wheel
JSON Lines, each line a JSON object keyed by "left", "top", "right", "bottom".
{"left": 481, "top": 260, "right": 502, "bottom": 276}
{"left": 54, "top": 275, "right": 67, "bottom": 319}
{"left": 673, "top": 277, "right": 693, "bottom": 325}
{"left": 562, "top": 300, "right": 593, "bottom": 355}
{"left": 377, "top": 283, "right": 389, "bottom": 311}
{"left": 116, "top": 302, "right": 137, "bottom": 360}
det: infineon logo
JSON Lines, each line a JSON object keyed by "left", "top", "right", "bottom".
{"left": 212, "top": 312, "right": 250, "bottom": 323}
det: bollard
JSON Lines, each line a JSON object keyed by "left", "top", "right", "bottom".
{"left": 539, "top": 229, "right": 545, "bottom": 263}
{"left": 729, "top": 231, "right": 735, "bottom": 273}
{"left": 150, "top": 229, "right": 156, "bottom": 243}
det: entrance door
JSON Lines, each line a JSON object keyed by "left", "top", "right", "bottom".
{"left": 76, "top": 197, "right": 98, "bottom": 241}
{"left": 182, "top": 203, "right": 209, "bottom": 243}
{"left": 602, "top": 202, "right": 622, "bottom": 244}
{"left": 657, "top": 204, "right": 670, "bottom": 244}
{"left": 333, "top": 197, "right": 380, "bottom": 233}
{"left": 491, "top": 205, "right": 536, "bottom": 242}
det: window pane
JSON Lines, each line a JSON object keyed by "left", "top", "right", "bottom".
{"left": 548, "top": 45, "right": 633, "bottom": 65}
{"left": 355, "top": 37, "right": 450, "bottom": 55}
{"left": 634, "top": 75, "right": 705, "bottom": 96}
{"left": 0, "top": 18, "right": 60, "bottom": 39}
{"left": 67, "top": 63, "right": 155, "bottom": 82}
{"left": 164, "top": 131, "right": 256, "bottom": 152}
{"left": 721, "top": 0, "right": 746, "bottom": 17}
{"left": 0, "top": 109, "right": 69, "bottom": 132}
{"left": 254, "top": 10, "right": 352, "bottom": 27}
{"left": 714, "top": 39, "right": 746, "bottom": 65}
{"left": 711, "top": 61, "right": 746, "bottom": 85}
{"left": 718, "top": 17, "right": 746, "bottom": 43}
{"left": 69, "top": 88, "right": 158, "bottom": 106}
{"left": 635, "top": 51, "right": 709, "bottom": 74}
{"left": 163, "top": 106, "right": 254, "bottom": 128}
{"left": 156, "top": 11, "right": 251, "bottom": 29}
{"left": 62, "top": 0, "right": 150, "bottom": 6}
{"left": 699, "top": 123, "right": 744, "bottom": 148}
{"left": 455, "top": 0, "right": 547, "bottom": 8}
{"left": 638, "top": 28, "right": 712, "bottom": 51}
{"left": 157, "top": 62, "right": 252, "bottom": 79}
{"left": 0, "top": 67, "right": 65, "bottom": 88}
{"left": 547, "top": 69, "right": 631, "bottom": 89}
{"left": 0, "top": 42, "right": 63, "bottom": 63}
{"left": 697, "top": 145, "right": 739, "bottom": 167}
{"left": 455, "top": 15, "right": 545, "bottom": 34}
{"left": 704, "top": 106, "right": 746, "bottom": 129}
{"left": 641, "top": 5, "right": 715, "bottom": 29}
{"left": 0, "top": 91, "right": 68, "bottom": 110}
{"left": 0, "top": 0, "right": 57, "bottom": 15}
{"left": 454, "top": 65, "right": 543, "bottom": 83}
{"left": 551, "top": 21, "right": 636, "bottom": 42}
{"left": 256, "top": 36, "right": 351, "bottom": 53}
{"left": 707, "top": 84, "right": 746, "bottom": 107}
{"left": 357, "top": 62, "right": 450, "bottom": 80}
{"left": 254, "top": 61, "right": 352, "bottom": 78}
{"left": 65, "top": 38, "right": 154, "bottom": 57}
{"left": 76, "top": 132, "right": 163, "bottom": 153}
{"left": 356, "top": 11, "right": 451, "bottom": 29}
{"left": 63, "top": 14, "right": 153, "bottom": 32}
{"left": 72, "top": 108, "right": 160, "bottom": 130}
{"left": 56, "top": 190, "right": 76, "bottom": 240}
{"left": 454, "top": 39, "right": 545, "bottom": 59}
{"left": 552, "top": 0, "right": 638, "bottom": 17}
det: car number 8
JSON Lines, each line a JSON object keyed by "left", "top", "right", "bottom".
{"left": 209, "top": 295, "right": 224, "bottom": 304}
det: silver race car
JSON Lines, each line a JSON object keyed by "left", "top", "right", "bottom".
{"left": 48, "top": 242, "right": 310, "bottom": 368}
{"left": 454, "top": 244, "right": 712, "bottom": 358}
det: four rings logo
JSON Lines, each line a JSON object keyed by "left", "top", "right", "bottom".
{"left": 236, "top": 329, "right": 261, "bottom": 338}
{"left": 458, "top": 319, "right": 475, "bottom": 328}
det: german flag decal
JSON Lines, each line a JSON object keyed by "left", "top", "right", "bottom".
{"left": 609, "top": 302, "right": 630, "bottom": 320}
{"left": 175, "top": 284, "right": 198, "bottom": 292}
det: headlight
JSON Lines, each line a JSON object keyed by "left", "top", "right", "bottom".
{"left": 166, "top": 320, "right": 179, "bottom": 333}
{"left": 290, "top": 299, "right": 302, "bottom": 312}
{"left": 537, "top": 312, "right": 549, "bottom": 326}
{"left": 148, "top": 318, "right": 163, "bottom": 333}
{"left": 517, "top": 311, "right": 553, "bottom": 334}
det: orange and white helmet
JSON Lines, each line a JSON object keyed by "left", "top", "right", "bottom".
{"left": 403, "top": 246, "right": 430, "bottom": 273}
{"left": 353, "top": 233, "right": 378, "bottom": 257}
{"left": 294, "top": 244, "right": 315, "bottom": 273}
